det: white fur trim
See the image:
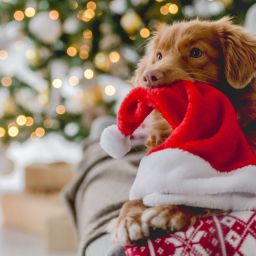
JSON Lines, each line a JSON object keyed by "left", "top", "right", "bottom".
{"left": 100, "top": 125, "right": 131, "bottom": 159}
{"left": 129, "top": 149, "right": 256, "bottom": 211}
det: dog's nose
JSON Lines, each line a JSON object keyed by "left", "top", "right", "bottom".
{"left": 143, "top": 70, "right": 164, "bottom": 87}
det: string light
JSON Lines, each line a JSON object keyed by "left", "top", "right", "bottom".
{"left": 0, "top": 50, "right": 8, "bottom": 60}
{"left": 109, "top": 51, "right": 120, "bottom": 63}
{"left": 52, "top": 79, "right": 62, "bottom": 88}
{"left": 8, "top": 126, "right": 19, "bottom": 137}
{"left": 1, "top": 76, "right": 12, "bottom": 87}
{"left": 104, "top": 85, "right": 116, "bottom": 96}
{"left": 67, "top": 46, "right": 78, "bottom": 57}
{"left": 35, "top": 127, "right": 45, "bottom": 138}
{"left": 80, "top": 9, "right": 95, "bottom": 22}
{"left": 25, "top": 116, "right": 34, "bottom": 126}
{"left": 79, "top": 45, "right": 90, "bottom": 60}
{"left": 0, "top": 127, "right": 6, "bottom": 138}
{"left": 13, "top": 10, "right": 25, "bottom": 21}
{"left": 83, "top": 29, "right": 93, "bottom": 40}
{"left": 16, "top": 115, "right": 27, "bottom": 126}
{"left": 160, "top": 4, "right": 169, "bottom": 15}
{"left": 169, "top": 4, "right": 179, "bottom": 14}
{"left": 68, "top": 76, "right": 79, "bottom": 86}
{"left": 84, "top": 69, "right": 94, "bottom": 79}
{"left": 25, "top": 7, "right": 36, "bottom": 17}
{"left": 140, "top": 28, "right": 150, "bottom": 38}
{"left": 56, "top": 105, "right": 66, "bottom": 115}
{"left": 49, "top": 10, "right": 59, "bottom": 20}
{"left": 87, "top": 1, "right": 97, "bottom": 10}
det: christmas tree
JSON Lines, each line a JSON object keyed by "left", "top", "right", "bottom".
{"left": 0, "top": 0, "right": 254, "bottom": 143}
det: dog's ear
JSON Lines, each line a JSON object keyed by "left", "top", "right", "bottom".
{"left": 217, "top": 17, "right": 256, "bottom": 89}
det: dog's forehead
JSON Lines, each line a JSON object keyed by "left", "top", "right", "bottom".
{"left": 156, "top": 21, "right": 219, "bottom": 50}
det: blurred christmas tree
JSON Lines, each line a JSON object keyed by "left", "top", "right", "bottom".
{"left": 0, "top": 0, "right": 254, "bottom": 143}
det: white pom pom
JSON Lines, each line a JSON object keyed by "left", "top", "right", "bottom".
{"left": 100, "top": 125, "right": 131, "bottom": 159}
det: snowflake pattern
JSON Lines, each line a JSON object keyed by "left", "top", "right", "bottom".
{"left": 124, "top": 211, "right": 256, "bottom": 256}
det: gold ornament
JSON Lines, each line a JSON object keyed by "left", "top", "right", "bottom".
{"left": 25, "top": 47, "right": 48, "bottom": 69}
{"left": 94, "top": 52, "right": 111, "bottom": 72}
{"left": 120, "top": 10, "right": 142, "bottom": 34}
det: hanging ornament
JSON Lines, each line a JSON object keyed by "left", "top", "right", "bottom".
{"left": 120, "top": 10, "right": 143, "bottom": 34}
{"left": 94, "top": 52, "right": 111, "bottom": 72}
{"left": 245, "top": 4, "right": 256, "bottom": 34}
{"left": 63, "top": 16, "right": 80, "bottom": 34}
{"left": 29, "top": 12, "right": 62, "bottom": 44}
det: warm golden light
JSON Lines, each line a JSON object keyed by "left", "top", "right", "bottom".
{"left": 84, "top": 69, "right": 94, "bottom": 79}
{"left": 1, "top": 76, "right": 12, "bottom": 87}
{"left": 8, "top": 126, "right": 19, "bottom": 137}
{"left": 67, "top": 46, "right": 78, "bottom": 57}
{"left": 169, "top": 4, "right": 179, "bottom": 14}
{"left": 68, "top": 76, "right": 79, "bottom": 86}
{"left": 56, "top": 105, "right": 66, "bottom": 115}
{"left": 84, "top": 9, "right": 95, "bottom": 19}
{"left": 83, "top": 29, "right": 93, "bottom": 40}
{"left": 79, "top": 50, "right": 89, "bottom": 60}
{"left": 16, "top": 115, "right": 27, "bottom": 126}
{"left": 160, "top": 5, "right": 169, "bottom": 15}
{"left": 25, "top": 7, "right": 36, "bottom": 17}
{"left": 14, "top": 10, "right": 25, "bottom": 21}
{"left": 87, "top": 1, "right": 97, "bottom": 10}
{"left": 25, "top": 116, "right": 34, "bottom": 126}
{"left": 49, "top": 10, "right": 59, "bottom": 20}
{"left": 80, "top": 9, "right": 95, "bottom": 22}
{"left": 140, "top": 28, "right": 150, "bottom": 38}
{"left": 35, "top": 127, "right": 45, "bottom": 137}
{"left": 52, "top": 79, "right": 63, "bottom": 88}
{"left": 0, "top": 50, "right": 8, "bottom": 60}
{"left": 109, "top": 51, "right": 120, "bottom": 63}
{"left": 0, "top": 127, "right": 6, "bottom": 138}
{"left": 104, "top": 85, "right": 116, "bottom": 96}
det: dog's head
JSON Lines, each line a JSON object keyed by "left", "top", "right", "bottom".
{"left": 133, "top": 17, "right": 256, "bottom": 91}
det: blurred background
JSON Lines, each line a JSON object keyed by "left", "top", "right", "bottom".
{"left": 0, "top": 0, "right": 255, "bottom": 255}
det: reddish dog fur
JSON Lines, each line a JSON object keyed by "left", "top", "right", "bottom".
{"left": 111, "top": 17, "right": 256, "bottom": 245}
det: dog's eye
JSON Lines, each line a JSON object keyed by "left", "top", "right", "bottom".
{"left": 190, "top": 48, "right": 203, "bottom": 58}
{"left": 156, "top": 52, "right": 162, "bottom": 61}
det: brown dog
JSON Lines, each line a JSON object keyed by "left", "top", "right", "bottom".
{"left": 110, "top": 17, "right": 256, "bottom": 245}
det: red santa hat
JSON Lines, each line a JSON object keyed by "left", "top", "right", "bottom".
{"left": 100, "top": 80, "right": 256, "bottom": 210}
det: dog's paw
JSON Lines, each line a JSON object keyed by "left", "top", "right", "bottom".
{"left": 141, "top": 205, "right": 191, "bottom": 232}
{"left": 146, "top": 132, "right": 165, "bottom": 149}
{"left": 110, "top": 215, "right": 147, "bottom": 245}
